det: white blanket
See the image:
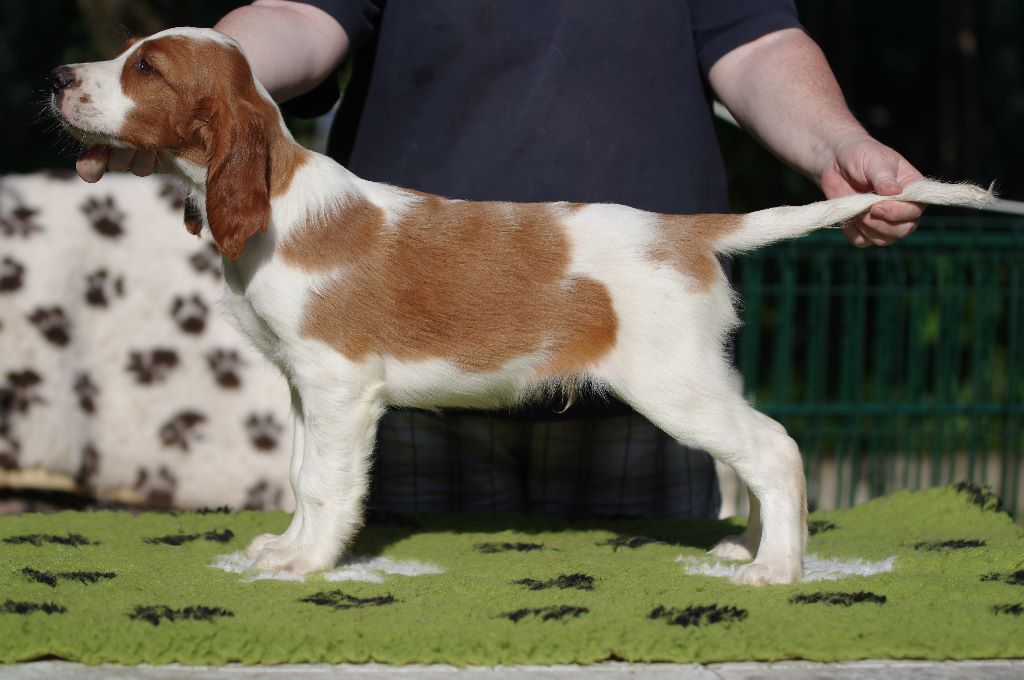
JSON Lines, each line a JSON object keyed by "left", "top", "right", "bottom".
{"left": 0, "top": 171, "right": 291, "bottom": 510}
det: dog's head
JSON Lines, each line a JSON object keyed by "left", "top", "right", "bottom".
{"left": 50, "top": 28, "right": 290, "bottom": 259}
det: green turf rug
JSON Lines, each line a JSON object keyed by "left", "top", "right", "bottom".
{"left": 1, "top": 483, "right": 1022, "bottom": 665}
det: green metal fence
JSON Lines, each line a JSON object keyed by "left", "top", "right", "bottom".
{"left": 733, "top": 216, "right": 1024, "bottom": 518}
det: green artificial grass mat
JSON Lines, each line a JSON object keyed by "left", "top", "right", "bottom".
{"left": 1, "top": 483, "right": 1022, "bottom": 666}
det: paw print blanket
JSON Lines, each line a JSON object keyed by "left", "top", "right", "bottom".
{"left": 0, "top": 172, "right": 292, "bottom": 510}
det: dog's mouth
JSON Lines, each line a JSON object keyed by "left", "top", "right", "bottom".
{"left": 49, "top": 93, "right": 121, "bottom": 149}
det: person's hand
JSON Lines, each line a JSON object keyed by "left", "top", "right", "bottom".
{"left": 818, "top": 136, "right": 925, "bottom": 248}
{"left": 76, "top": 146, "right": 168, "bottom": 183}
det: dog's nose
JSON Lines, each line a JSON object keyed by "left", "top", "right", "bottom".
{"left": 49, "top": 66, "right": 76, "bottom": 92}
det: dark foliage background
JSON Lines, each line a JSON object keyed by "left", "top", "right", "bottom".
{"left": 2, "top": 1, "right": 1021, "bottom": 207}
{"left": 0, "top": 0, "right": 246, "bottom": 174}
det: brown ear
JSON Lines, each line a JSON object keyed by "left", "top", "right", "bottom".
{"left": 204, "top": 101, "right": 271, "bottom": 260}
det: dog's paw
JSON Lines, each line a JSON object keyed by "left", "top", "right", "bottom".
{"left": 708, "top": 534, "right": 756, "bottom": 562}
{"left": 731, "top": 559, "right": 802, "bottom": 586}
{"left": 245, "top": 532, "right": 288, "bottom": 558}
{"left": 248, "top": 543, "right": 336, "bottom": 576}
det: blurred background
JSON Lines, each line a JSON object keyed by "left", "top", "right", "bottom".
{"left": 1, "top": 1, "right": 1021, "bottom": 517}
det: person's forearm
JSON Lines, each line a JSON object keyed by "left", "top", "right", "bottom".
{"left": 709, "top": 28, "right": 869, "bottom": 184}
{"left": 214, "top": 0, "right": 349, "bottom": 102}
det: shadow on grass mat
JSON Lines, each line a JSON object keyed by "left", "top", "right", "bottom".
{"left": 0, "top": 484, "right": 1021, "bottom": 665}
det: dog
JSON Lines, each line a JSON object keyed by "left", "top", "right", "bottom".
{"left": 49, "top": 27, "right": 992, "bottom": 584}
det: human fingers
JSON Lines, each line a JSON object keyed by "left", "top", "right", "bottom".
{"left": 129, "top": 150, "right": 159, "bottom": 176}
{"left": 858, "top": 200, "right": 924, "bottom": 243}
{"left": 849, "top": 218, "right": 918, "bottom": 247}
{"left": 856, "top": 152, "right": 924, "bottom": 244}
{"left": 75, "top": 146, "right": 110, "bottom": 183}
{"left": 841, "top": 221, "right": 872, "bottom": 248}
{"left": 106, "top": 147, "right": 137, "bottom": 173}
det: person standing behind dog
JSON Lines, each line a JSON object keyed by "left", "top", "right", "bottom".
{"left": 78, "top": 0, "right": 926, "bottom": 519}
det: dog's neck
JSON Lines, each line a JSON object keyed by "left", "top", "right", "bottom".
{"left": 166, "top": 152, "right": 209, "bottom": 190}
{"left": 164, "top": 127, "right": 311, "bottom": 277}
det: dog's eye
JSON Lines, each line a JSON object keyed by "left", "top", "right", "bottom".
{"left": 136, "top": 56, "right": 156, "bottom": 74}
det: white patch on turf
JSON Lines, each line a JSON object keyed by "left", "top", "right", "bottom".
{"left": 211, "top": 552, "right": 444, "bottom": 583}
{"left": 324, "top": 556, "right": 445, "bottom": 583}
{"left": 676, "top": 553, "right": 896, "bottom": 582}
{"left": 211, "top": 552, "right": 305, "bottom": 582}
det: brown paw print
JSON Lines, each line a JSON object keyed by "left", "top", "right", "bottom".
{"left": 0, "top": 394, "right": 20, "bottom": 471}
{"left": 0, "top": 204, "right": 42, "bottom": 237}
{"left": 245, "top": 413, "right": 284, "bottom": 451}
{"left": 189, "top": 242, "right": 222, "bottom": 279}
{"left": 243, "top": 479, "right": 284, "bottom": 510}
{"left": 73, "top": 373, "right": 99, "bottom": 413}
{"left": 134, "top": 465, "right": 177, "bottom": 509}
{"left": 80, "top": 195, "right": 125, "bottom": 238}
{"left": 0, "top": 257, "right": 25, "bottom": 292}
{"left": 75, "top": 443, "right": 100, "bottom": 490}
{"left": 1, "top": 370, "right": 36, "bottom": 471}
{"left": 159, "top": 410, "right": 206, "bottom": 452}
{"left": 206, "top": 348, "right": 243, "bottom": 388}
{"left": 4, "top": 370, "right": 46, "bottom": 413}
{"left": 158, "top": 177, "right": 186, "bottom": 211}
{"left": 170, "top": 294, "right": 208, "bottom": 334}
{"left": 27, "top": 306, "right": 71, "bottom": 346}
{"left": 127, "top": 348, "right": 179, "bottom": 385}
{"left": 0, "top": 430, "right": 20, "bottom": 471}
{"left": 84, "top": 269, "right": 125, "bottom": 307}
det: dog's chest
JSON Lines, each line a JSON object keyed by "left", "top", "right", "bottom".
{"left": 218, "top": 283, "right": 284, "bottom": 366}
{"left": 218, "top": 254, "right": 301, "bottom": 370}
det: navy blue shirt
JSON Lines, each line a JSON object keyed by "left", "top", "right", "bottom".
{"left": 294, "top": 0, "right": 800, "bottom": 214}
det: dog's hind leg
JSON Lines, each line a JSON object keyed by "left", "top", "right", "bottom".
{"left": 706, "top": 409, "right": 790, "bottom": 560}
{"left": 708, "top": 489, "right": 761, "bottom": 561}
{"left": 611, "top": 362, "right": 806, "bottom": 585}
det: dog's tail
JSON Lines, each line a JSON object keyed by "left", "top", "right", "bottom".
{"left": 713, "top": 179, "right": 994, "bottom": 255}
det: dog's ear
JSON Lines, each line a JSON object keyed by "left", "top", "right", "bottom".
{"left": 201, "top": 99, "right": 271, "bottom": 260}
{"left": 184, "top": 195, "right": 203, "bottom": 236}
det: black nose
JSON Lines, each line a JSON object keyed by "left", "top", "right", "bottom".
{"left": 49, "top": 66, "right": 75, "bottom": 92}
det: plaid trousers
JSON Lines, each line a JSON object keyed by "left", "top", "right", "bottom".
{"left": 367, "top": 407, "right": 721, "bottom": 518}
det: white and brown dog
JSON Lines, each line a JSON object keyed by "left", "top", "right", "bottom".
{"left": 50, "top": 27, "right": 991, "bottom": 584}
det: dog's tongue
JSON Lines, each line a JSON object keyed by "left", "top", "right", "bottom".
{"left": 76, "top": 146, "right": 109, "bottom": 183}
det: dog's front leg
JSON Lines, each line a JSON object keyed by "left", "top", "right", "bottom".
{"left": 246, "top": 385, "right": 306, "bottom": 557}
{"left": 247, "top": 367, "right": 385, "bottom": 575}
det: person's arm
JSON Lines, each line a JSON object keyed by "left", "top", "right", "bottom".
{"left": 709, "top": 28, "right": 924, "bottom": 247}
{"left": 215, "top": 0, "right": 349, "bottom": 102}
{"left": 77, "top": 0, "right": 349, "bottom": 182}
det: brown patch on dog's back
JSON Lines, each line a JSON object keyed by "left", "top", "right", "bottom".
{"left": 651, "top": 213, "right": 742, "bottom": 290}
{"left": 280, "top": 199, "right": 383, "bottom": 272}
{"left": 284, "top": 194, "right": 617, "bottom": 375}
